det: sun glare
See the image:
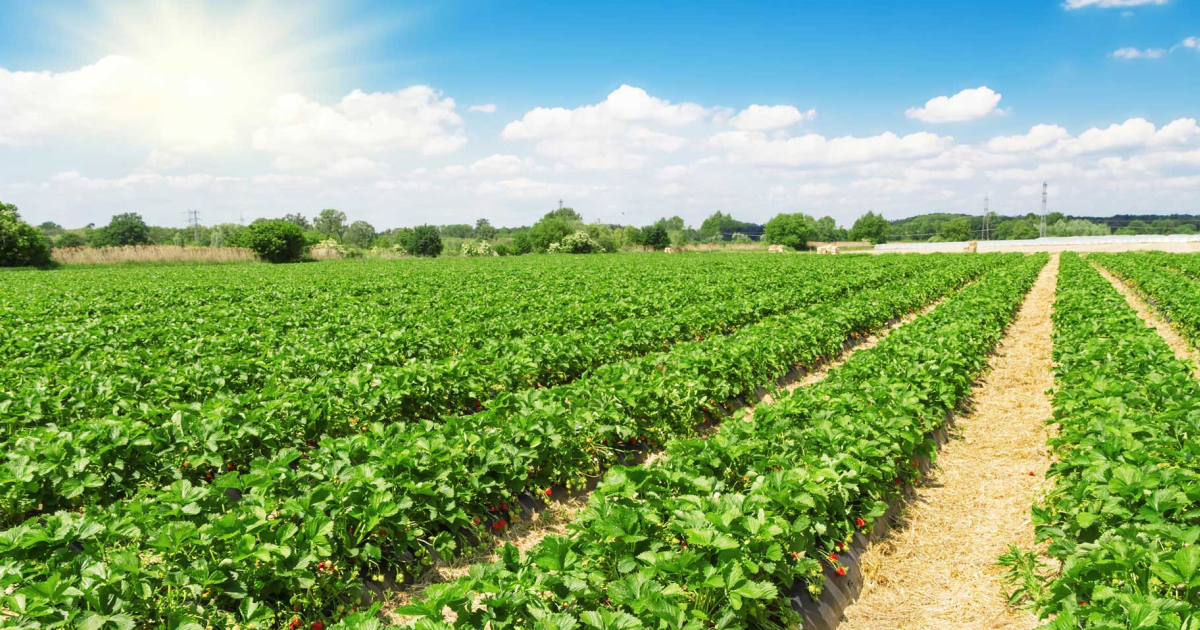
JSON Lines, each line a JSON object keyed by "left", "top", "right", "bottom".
{"left": 55, "top": 0, "right": 363, "bottom": 150}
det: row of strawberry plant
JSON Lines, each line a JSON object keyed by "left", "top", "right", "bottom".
{"left": 999, "top": 252, "right": 1200, "bottom": 629}
{"left": 394, "top": 254, "right": 1048, "bottom": 629}
{"left": 1, "top": 254, "right": 849, "bottom": 435}
{"left": 0, "top": 255, "right": 938, "bottom": 522}
{"left": 1092, "top": 251, "right": 1200, "bottom": 347}
{"left": 0, "top": 256, "right": 1005, "bottom": 628}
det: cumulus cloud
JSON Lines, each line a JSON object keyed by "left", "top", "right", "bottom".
{"left": 986, "top": 124, "right": 1071, "bottom": 152}
{"left": 905, "top": 86, "right": 1003, "bottom": 123}
{"left": 319, "top": 156, "right": 390, "bottom": 179}
{"left": 1063, "top": 0, "right": 1169, "bottom": 8}
{"left": 143, "top": 150, "right": 184, "bottom": 171}
{"left": 469, "top": 103, "right": 497, "bottom": 113}
{"left": 476, "top": 177, "right": 605, "bottom": 199}
{"left": 729, "top": 105, "right": 816, "bottom": 131}
{"left": 710, "top": 130, "right": 953, "bottom": 167}
{"left": 0, "top": 56, "right": 165, "bottom": 146}
{"left": 502, "top": 85, "right": 708, "bottom": 170}
{"left": 1111, "top": 47, "right": 1167, "bottom": 59}
{"left": 1182, "top": 36, "right": 1200, "bottom": 51}
{"left": 251, "top": 86, "right": 466, "bottom": 163}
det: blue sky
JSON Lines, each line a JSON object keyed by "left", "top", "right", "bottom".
{"left": 0, "top": 0, "right": 1197, "bottom": 229}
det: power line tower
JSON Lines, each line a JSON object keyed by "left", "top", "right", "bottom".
{"left": 558, "top": 198, "right": 564, "bottom": 210}
{"left": 1039, "top": 182, "right": 1048, "bottom": 238}
{"left": 186, "top": 209, "right": 201, "bottom": 242}
{"left": 983, "top": 194, "right": 991, "bottom": 240}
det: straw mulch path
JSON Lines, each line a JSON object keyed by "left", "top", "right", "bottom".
{"left": 839, "top": 254, "right": 1059, "bottom": 630}
{"left": 1093, "top": 263, "right": 1200, "bottom": 378}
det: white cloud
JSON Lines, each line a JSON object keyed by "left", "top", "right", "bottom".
{"left": 798, "top": 182, "right": 834, "bottom": 196}
{"left": 1181, "top": 36, "right": 1200, "bottom": 51}
{"left": 729, "top": 105, "right": 816, "bottom": 131}
{"left": 319, "top": 156, "right": 389, "bottom": 179}
{"left": 986, "top": 124, "right": 1071, "bottom": 152}
{"left": 657, "top": 165, "right": 690, "bottom": 180}
{"left": 251, "top": 86, "right": 466, "bottom": 163}
{"left": 1111, "top": 47, "right": 1167, "bottom": 59}
{"left": 1063, "top": 0, "right": 1168, "bottom": 8}
{"left": 710, "top": 130, "right": 953, "bottom": 167}
{"left": 143, "top": 150, "right": 184, "bottom": 171}
{"left": 44, "top": 170, "right": 237, "bottom": 191}
{"left": 906, "top": 86, "right": 1003, "bottom": 124}
{"left": 476, "top": 177, "right": 604, "bottom": 200}
{"left": 469, "top": 103, "right": 497, "bottom": 113}
{"left": 502, "top": 85, "right": 708, "bottom": 170}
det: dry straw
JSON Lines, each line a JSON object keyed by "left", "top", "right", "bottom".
{"left": 52, "top": 245, "right": 257, "bottom": 265}
{"left": 839, "top": 255, "right": 1060, "bottom": 630}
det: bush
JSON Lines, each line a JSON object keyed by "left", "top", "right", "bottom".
{"left": 244, "top": 219, "right": 307, "bottom": 263}
{"left": 0, "top": 202, "right": 53, "bottom": 267}
{"left": 549, "top": 230, "right": 601, "bottom": 254}
{"left": 461, "top": 240, "right": 494, "bottom": 257}
{"left": 409, "top": 225, "right": 444, "bottom": 257}
{"left": 493, "top": 243, "right": 512, "bottom": 256}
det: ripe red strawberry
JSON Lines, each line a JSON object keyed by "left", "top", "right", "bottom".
{"left": 205, "top": 474, "right": 212, "bottom": 481}
{"left": 312, "top": 623, "right": 324, "bottom": 630}
{"left": 829, "top": 553, "right": 838, "bottom": 561}
{"left": 544, "top": 488, "right": 552, "bottom": 497}
{"left": 472, "top": 516, "right": 481, "bottom": 525}
{"left": 791, "top": 551, "right": 799, "bottom": 559}
{"left": 317, "top": 561, "right": 325, "bottom": 570}
{"left": 498, "top": 519, "right": 507, "bottom": 529}
{"left": 836, "top": 566, "right": 847, "bottom": 576}
{"left": 856, "top": 517, "right": 866, "bottom": 528}
{"left": 912, "top": 460, "right": 919, "bottom": 468}
{"left": 228, "top": 463, "right": 236, "bottom": 471}
{"left": 894, "top": 478, "right": 902, "bottom": 486}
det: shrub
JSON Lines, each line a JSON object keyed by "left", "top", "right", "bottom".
{"left": 493, "top": 243, "right": 511, "bottom": 256}
{"left": 550, "top": 231, "right": 601, "bottom": 254}
{"left": 244, "top": 219, "right": 307, "bottom": 263}
{"left": 409, "top": 225, "right": 443, "bottom": 257}
{"left": 0, "top": 202, "right": 53, "bottom": 267}
{"left": 461, "top": 240, "right": 494, "bottom": 257}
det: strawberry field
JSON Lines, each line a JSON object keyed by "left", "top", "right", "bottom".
{"left": 5, "top": 250, "right": 1200, "bottom": 630}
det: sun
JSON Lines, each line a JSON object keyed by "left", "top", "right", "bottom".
{"left": 54, "top": 0, "right": 367, "bottom": 151}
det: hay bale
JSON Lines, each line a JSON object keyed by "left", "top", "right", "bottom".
{"left": 768, "top": 244, "right": 786, "bottom": 253}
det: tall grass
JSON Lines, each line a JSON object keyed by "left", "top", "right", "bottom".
{"left": 53, "top": 246, "right": 257, "bottom": 265}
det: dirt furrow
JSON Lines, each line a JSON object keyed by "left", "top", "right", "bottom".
{"left": 838, "top": 254, "right": 1059, "bottom": 630}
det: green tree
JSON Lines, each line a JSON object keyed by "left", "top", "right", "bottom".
{"left": 313, "top": 208, "right": 347, "bottom": 239}
{"left": 0, "top": 201, "right": 53, "bottom": 267}
{"left": 38, "top": 221, "right": 63, "bottom": 234}
{"left": 282, "top": 213, "right": 311, "bottom": 230}
{"left": 243, "top": 220, "right": 307, "bottom": 263}
{"left": 938, "top": 217, "right": 972, "bottom": 242}
{"left": 343, "top": 220, "right": 376, "bottom": 248}
{"left": 439, "top": 224, "right": 474, "bottom": 238}
{"left": 475, "top": 218, "right": 497, "bottom": 241}
{"left": 849, "top": 211, "right": 890, "bottom": 244}
{"left": 763, "top": 212, "right": 817, "bottom": 250}
{"left": 409, "top": 225, "right": 443, "bottom": 257}
{"left": 1126, "top": 219, "right": 1151, "bottom": 234}
{"left": 813, "top": 216, "right": 847, "bottom": 242}
{"left": 545, "top": 207, "right": 582, "bottom": 223}
{"left": 641, "top": 224, "right": 671, "bottom": 250}
{"left": 996, "top": 219, "right": 1038, "bottom": 240}
{"left": 55, "top": 232, "right": 86, "bottom": 248}
{"left": 528, "top": 217, "right": 573, "bottom": 252}
{"left": 511, "top": 231, "right": 533, "bottom": 255}
{"left": 698, "top": 211, "right": 752, "bottom": 240}
{"left": 101, "top": 212, "right": 151, "bottom": 246}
